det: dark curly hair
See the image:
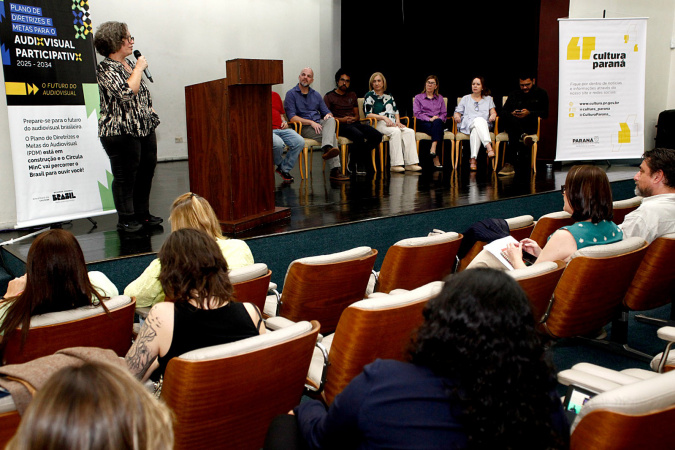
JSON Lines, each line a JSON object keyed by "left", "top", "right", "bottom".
{"left": 409, "top": 269, "right": 567, "bottom": 449}
{"left": 158, "top": 228, "right": 234, "bottom": 308}
{"left": 564, "top": 164, "right": 613, "bottom": 223}
{"left": 93, "top": 21, "right": 128, "bottom": 57}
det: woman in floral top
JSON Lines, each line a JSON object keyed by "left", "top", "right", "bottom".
{"left": 94, "top": 21, "right": 161, "bottom": 233}
{"left": 363, "top": 72, "right": 421, "bottom": 173}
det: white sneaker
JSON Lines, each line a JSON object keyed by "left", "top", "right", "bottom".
{"left": 390, "top": 165, "right": 405, "bottom": 173}
{"left": 405, "top": 164, "right": 422, "bottom": 172}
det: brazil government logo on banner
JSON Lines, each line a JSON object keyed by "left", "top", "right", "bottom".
{"left": 1, "top": 0, "right": 115, "bottom": 228}
{"left": 556, "top": 18, "right": 646, "bottom": 162}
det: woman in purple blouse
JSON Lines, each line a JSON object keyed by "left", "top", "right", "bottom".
{"left": 413, "top": 75, "right": 446, "bottom": 169}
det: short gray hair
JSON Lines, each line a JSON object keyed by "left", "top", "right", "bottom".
{"left": 93, "top": 21, "right": 128, "bottom": 57}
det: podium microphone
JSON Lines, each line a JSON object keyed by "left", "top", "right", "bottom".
{"left": 133, "top": 50, "right": 154, "bottom": 83}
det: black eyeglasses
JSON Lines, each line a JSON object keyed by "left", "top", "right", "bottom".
{"left": 124, "top": 35, "right": 135, "bottom": 42}
{"left": 561, "top": 185, "right": 566, "bottom": 194}
{"left": 473, "top": 101, "right": 479, "bottom": 111}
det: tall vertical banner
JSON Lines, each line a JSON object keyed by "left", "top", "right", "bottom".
{"left": 557, "top": 18, "right": 647, "bottom": 161}
{"left": 0, "top": 0, "right": 114, "bottom": 228}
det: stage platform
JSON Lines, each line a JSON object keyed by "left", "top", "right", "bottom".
{"left": 0, "top": 153, "right": 639, "bottom": 292}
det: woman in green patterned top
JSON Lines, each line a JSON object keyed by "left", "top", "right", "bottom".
{"left": 505, "top": 165, "right": 623, "bottom": 269}
{"left": 363, "top": 72, "right": 421, "bottom": 173}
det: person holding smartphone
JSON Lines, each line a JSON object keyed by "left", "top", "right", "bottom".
{"left": 498, "top": 74, "right": 549, "bottom": 176}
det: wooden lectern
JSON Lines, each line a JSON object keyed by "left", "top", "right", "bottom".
{"left": 185, "top": 59, "right": 290, "bottom": 233}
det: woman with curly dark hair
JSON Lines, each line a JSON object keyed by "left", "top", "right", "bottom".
{"left": 124, "top": 228, "right": 264, "bottom": 382}
{"left": 279, "top": 269, "right": 568, "bottom": 449}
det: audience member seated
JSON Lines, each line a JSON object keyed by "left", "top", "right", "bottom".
{"left": 453, "top": 76, "right": 496, "bottom": 171}
{"left": 0, "top": 229, "right": 117, "bottom": 349}
{"left": 125, "top": 228, "right": 265, "bottom": 382}
{"left": 264, "top": 269, "right": 568, "bottom": 449}
{"left": 364, "top": 72, "right": 421, "bottom": 173}
{"left": 620, "top": 148, "right": 675, "bottom": 243}
{"left": 469, "top": 165, "right": 623, "bottom": 269}
{"left": 125, "top": 192, "right": 253, "bottom": 308}
{"left": 413, "top": 75, "right": 447, "bottom": 169}
{"left": 6, "top": 362, "right": 173, "bottom": 450}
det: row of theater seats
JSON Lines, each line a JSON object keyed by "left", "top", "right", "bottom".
{"left": 1, "top": 195, "right": 674, "bottom": 448}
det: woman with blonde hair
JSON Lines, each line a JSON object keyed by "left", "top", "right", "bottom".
{"left": 363, "top": 72, "right": 421, "bottom": 173}
{"left": 7, "top": 362, "right": 174, "bottom": 450}
{"left": 124, "top": 192, "right": 254, "bottom": 308}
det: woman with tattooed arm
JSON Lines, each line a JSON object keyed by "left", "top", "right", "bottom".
{"left": 125, "top": 228, "right": 265, "bottom": 382}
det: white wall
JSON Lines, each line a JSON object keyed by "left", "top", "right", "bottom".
{"left": 0, "top": 0, "right": 342, "bottom": 227}
{"left": 569, "top": 0, "right": 675, "bottom": 147}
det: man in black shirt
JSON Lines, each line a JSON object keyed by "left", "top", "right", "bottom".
{"left": 324, "top": 68, "right": 382, "bottom": 174}
{"left": 498, "top": 74, "right": 549, "bottom": 176}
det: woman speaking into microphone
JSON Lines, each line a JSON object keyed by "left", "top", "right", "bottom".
{"left": 94, "top": 22, "right": 161, "bottom": 233}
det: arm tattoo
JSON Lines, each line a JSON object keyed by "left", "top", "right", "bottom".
{"left": 126, "top": 312, "right": 162, "bottom": 379}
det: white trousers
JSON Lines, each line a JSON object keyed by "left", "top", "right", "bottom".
{"left": 469, "top": 117, "right": 491, "bottom": 159}
{"left": 376, "top": 121, "right": 419, "bottom": 166}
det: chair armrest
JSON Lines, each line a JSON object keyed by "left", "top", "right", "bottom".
{"left": 265, "top": 316, "right": 298, "bottom": 331}
{"left": 495, "top": 116, "right": 500, "bottom": 134}
{"left": 360, "top": 118, "right": 376, "bottom": 127}
{"left": 288, "top": 121, "right": 302, "bottom": 134}
{"left": 305, "top": 341, "right": 330, "bottom": 394}
{"left": 267, "top": 284, "right": 281, "bottom": 316}
{"left": 412, "top": 116, "right": 418, "bottom": 132}
{"left": 657, "top": 326, "right": 675, "bottom": 342}
{"left": 557, "top": 369, "right": 622, "bottom": 393}
{"left": 399, "top": 116, "right": 409, "bottom": 127}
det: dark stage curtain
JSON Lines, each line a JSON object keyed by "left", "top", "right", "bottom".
{"left": 340, "top": 0, "right": 542, "bottom": 117}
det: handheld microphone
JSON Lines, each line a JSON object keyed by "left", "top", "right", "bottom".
{"left": 133, "top": 50, "right": 154, "bottom": 83}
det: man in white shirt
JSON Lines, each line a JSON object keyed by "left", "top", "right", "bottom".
{"left": 620, "top": 148, "right": 675, "bottom": 243}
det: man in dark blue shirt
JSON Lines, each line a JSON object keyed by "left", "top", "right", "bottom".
{"left": 285, "top": 67, "right": 349, "bottom": 181}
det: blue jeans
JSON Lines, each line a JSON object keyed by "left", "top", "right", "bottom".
{"left": 272, "top": 128, "right": 304, "bottom": 173}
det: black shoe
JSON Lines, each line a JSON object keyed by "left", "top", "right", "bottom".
{"left": 137, "top": 214, "right": 163, "bottom": 226}
{"left": 276, "top": 166, "right": 294, "bottom": 183}
{"left": 330, "top": 168, "right": 350, "bottom": 181}
{"left": 117, "top": 220, "right": 143, "bottom": 233}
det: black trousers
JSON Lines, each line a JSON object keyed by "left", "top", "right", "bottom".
{"left": 499, "top": 114, "right": 538, "bottom": 167}
{"left": 415, "top": 118, "right": 445, "bottom": 143}
{"left": 263, "top": 414, "right": 307, "bottom": 450}
{"left": 338, "top": 122, "right": 382, "bottom": 166}
{"left": 100, "top": 131, "right": 157, "bottom": 220}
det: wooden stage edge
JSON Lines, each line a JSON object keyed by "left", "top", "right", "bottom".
{"left": 220, "top": 207, "right": 291, "bottom": 234}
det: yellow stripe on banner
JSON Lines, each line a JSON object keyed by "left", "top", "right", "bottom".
{"left": 5, "top": 82, "right": 28, "bottom": 95}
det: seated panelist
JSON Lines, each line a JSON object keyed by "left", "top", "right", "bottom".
{"left": 413, "top": 75, "right": 447, "bottom": 169}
